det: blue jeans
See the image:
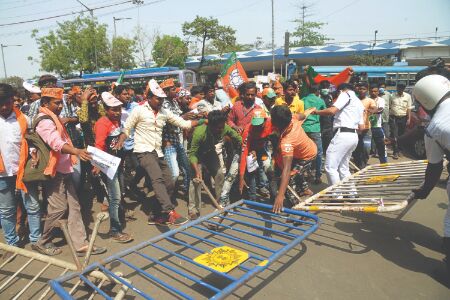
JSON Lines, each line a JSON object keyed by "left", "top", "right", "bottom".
{"left": 0, "top": 177, "right": 41, "bottom": 246}
{"left": 164, "top": 142, "right": 190, "bottom": 194}
{"left": 219, "top": 154, "right": 240, "bottom": 207}
{"left": 371, "top": 127, "right": 388, "bottom": 163}
{"left": 306, "top": 132, "right": 323, "bottom": 179}
{"left": 103, "top": 173, "right": 122, "bottom": 234}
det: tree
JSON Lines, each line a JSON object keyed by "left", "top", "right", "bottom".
{"left": 182, "top": 16, "right": 237, "bottom": 69}
{"left": 133, "top": 25, "right": 159, "bottom": 68}
{"left": 152, "top": 35, "right": 188, "bottom": 68}
{"left": 32, "top": 16, "right": 110, "bottom": 77}
{"left": 111, "top": 37, "right": 137, "bottom": 71}
{"left": 290, "top": 20, "right": 330, "bottom": 47}
{"left": 0, "top": 76, "right": 24, "bottom": 88}
{"left": 353, "top": 54, "right": 393, "bottom": 66}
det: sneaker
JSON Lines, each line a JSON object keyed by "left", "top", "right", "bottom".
{"left": 188, "top": 211, "right": 200, "bottom": 220}
{"left": 258, "top": 187, "right": 270, "bottom": 197}
{"left": 167, "top": 210, "right": 189, "bottom": 226}
{"left": 110, "top": 232, "right": 133, "bottom": 243}
{"left": 392, "top": 153, "right": 399, "bottom": 160}
{"left": 148, "top": 215, "right": 165, "bottom": 225}
{"left": 124, "top": 209, "right": 137, "bottom": 221}
{"left": 212, "top": 206, "right": 227, "bottom": 219}
{"left": 31, "top": 243, "right": 62, "bottom": 256}
{"left": 313, "top": 178, "right": 322, "bottom": 185}
{"left": 300, "top": 188, "right": 314, "bottom": 197}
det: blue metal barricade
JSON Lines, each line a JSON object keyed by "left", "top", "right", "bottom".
{"left": 49, "top": 200, "right": 319, "bottom": 299}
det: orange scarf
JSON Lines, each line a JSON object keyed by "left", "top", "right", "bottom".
{"left": 0, "top": 108, "right": 29, "bottom": 192}
{"left": 38, "top": 107, "right": 77, "bottom": 177}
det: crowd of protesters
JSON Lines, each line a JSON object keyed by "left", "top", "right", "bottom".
{"left": 0, "top": 69, "right": 414, "bottom": 257}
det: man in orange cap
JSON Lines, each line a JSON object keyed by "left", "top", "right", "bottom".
{"left": 32, "top": 87, "right": 106, "bottom": 256}
{"left": 160, "top": 78, "right": 191, "bottom": 201}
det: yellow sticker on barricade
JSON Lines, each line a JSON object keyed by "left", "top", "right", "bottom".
{"left": 364, "top": 175, "right": 400, "bottom": 184}
{"left": 194, "top": 246, "right": 249, "bottom": 273}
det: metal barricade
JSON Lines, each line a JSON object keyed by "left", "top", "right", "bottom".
{"left": 293, "top": 160, "right": 427, "bottom": 213}
{"left": 50, "top": 200, "right": 319, "bottom": 299}
{"left": 0, "top": 212, "right": 130, "bottom": 299}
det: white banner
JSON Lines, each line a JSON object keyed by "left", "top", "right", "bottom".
{"left": 87, "top": 146, "right": 121, "bottom": 180}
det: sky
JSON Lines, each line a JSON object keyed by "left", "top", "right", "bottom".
{"left": 0, "top": 0, "right": 449, "bottom": 79}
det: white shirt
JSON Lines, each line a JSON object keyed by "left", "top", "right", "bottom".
{"left": 424, "top": 98, "right": 450, "bottom": 164}
{"left": 123, "top": 102, "right": 192, "bottom": 157}
{"left": 371, "top": 97, "right": 385, "bottom": 128}
{"left": 332, "top": 90, "right": 364, "bottom": 130}
{"left": 390, "top": 92, "right": 413, "bottom": 117}
{"left": 0, "top": 112, "right": 23, "bottom": 177}
{"left": 196, "top": 99, "right": 222, "bottom": 113}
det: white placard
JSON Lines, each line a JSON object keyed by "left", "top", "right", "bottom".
{"left": 87, "top": 146, "right": 121, "bottom": 180}
{"left": 246, "top": 154, "right": 259, "bottom": 173}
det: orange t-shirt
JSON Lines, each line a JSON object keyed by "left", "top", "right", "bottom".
{"left": 275, "top": 120, "right": 317, "bottom": 168}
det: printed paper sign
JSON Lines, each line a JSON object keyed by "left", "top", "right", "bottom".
{"left": 247, "top": 154, "right": 259, "bottom": 173}
{"left": 87, "top": 146, "right": 121, "bottom": 180}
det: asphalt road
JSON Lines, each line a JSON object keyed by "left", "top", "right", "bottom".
{"left": 1, "top": 155, "right": 449, "bottom": 299}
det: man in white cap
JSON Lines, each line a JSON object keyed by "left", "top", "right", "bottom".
{"left": 118, "top": 79, "right": 204, "bottom": 226}
{"left": 21, "top": 81, "right": 41, "bottom": 116}
{"left": 93, "top": 92, "right": 133, "bottom": 243}
{"left": 409, "top": 74, "right": 450, "bottom": 273}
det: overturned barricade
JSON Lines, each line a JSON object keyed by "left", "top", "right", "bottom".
{"left": 292, "top": 160, "right": 427, "bottom": 213}
{"left": 0, "top": 212, "right": 130, "bottom": 299}
{"left": 49, "top": 200, "right": 319, "bottom": 299}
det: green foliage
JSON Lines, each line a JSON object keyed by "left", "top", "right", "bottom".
{"left": 111, "top": 37, "right": 137, "bottom": 71}
{"left": 32, "top": 16, "right": 111, "bottom": 76}
{"left": 0, "top": 76, "right": 24, "bottom": 88}
{"left": 182, "top": 16, "right": 237, "bottom": 69}
{"left": 290, "top": 21, "right": 330, "bottom": 47}
{"left": 152, "top": 35, "right": 188, "bottom": 68}
{"left": 352, "top": 54, "right": 393, "bottom": 66}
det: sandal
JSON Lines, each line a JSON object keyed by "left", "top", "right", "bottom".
{"left": 110, "top": 232, "right": 133, "bottom": 243}
{"left": 76, "top": 245, "right": 107, "bottom": 257}
{"left": 31, "top": 243, "right": 62, "bottom": 256}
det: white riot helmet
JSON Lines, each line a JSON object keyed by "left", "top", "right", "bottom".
{"left": 413, "top": 74, "right": 450, "bottom": 110}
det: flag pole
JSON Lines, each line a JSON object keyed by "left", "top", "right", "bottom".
{"left": 271, "top": 0, "right": 275, "bottom": 73}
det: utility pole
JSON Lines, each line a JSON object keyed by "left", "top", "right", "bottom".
{"left": 113, "top": 17, "right": 132, "bottom": 38}
{"left": 301, "top": 4, "right": 306, "bottom": 42}
{"left": 373, "top": 30, "right": 378, "bottom": 48}
{"left": 1, "top": 44, "right": 22, "bottom": 78}
{"left": 76, "top": 0, "right": 99, "bottom": 73}
{"left": 271, "top": 0, "right": 275, "bottom": 73}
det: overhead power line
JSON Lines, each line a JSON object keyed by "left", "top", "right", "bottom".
{"left": 0, "top": 0, "right": 137, "bottom": 27}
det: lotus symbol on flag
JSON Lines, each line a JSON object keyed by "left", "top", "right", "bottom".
{"left": 229, "top": 69, "right": 245, "bottom": 89}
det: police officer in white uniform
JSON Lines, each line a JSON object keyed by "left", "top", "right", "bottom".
{"left": 409, "top": 74, "right": 450, "bottom": 272}
{"left": 313, "top": 83, "right": 365, "bottom": 185}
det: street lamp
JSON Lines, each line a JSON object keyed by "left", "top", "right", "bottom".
{"left": 1, "top": 44, "right": 22, "bottom": 78}
{"left": 113, "top": 17, "right": 132, "bottom": 38}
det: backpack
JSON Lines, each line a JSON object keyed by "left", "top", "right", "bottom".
{"left": 22, "top": 115, "right": 53, "bottom": 183}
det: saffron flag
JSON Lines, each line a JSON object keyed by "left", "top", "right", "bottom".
{"left": 220, "top": 52, "right": 248, "bottom": 98}
{"left": 306, "top": 66, "right": 352, "bottom": 86}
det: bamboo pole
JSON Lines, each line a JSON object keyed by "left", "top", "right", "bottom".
{"left": 12, "top": 262, "right": 51, "bottom": 300}
{"left": 0, "top": 258, "right": 34, "bottom": 291}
